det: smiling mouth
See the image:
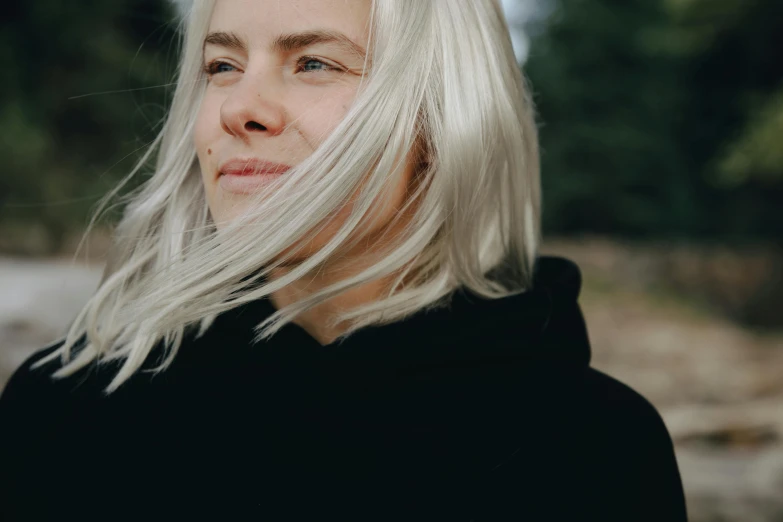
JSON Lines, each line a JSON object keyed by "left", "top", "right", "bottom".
{"left": 218, "top": 160, "right": 293, "bottom": 179}
{"left": 220, "top": 167, "right": 291, "bottom": 177}
{"left": 217, "top": 170, "right": 291, "bottom": 194}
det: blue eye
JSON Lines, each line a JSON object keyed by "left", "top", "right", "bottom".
{"left": 202, "top": 56, "right": 344, "bottom": 78}
{"left": 202, "top": 60, "right": 236, "bottom": 76}
{"left": 295, "top": 56, "right": 343, "bottom": 74}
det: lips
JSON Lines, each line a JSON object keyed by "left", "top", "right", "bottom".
{"left": 218, "top": 158, "right": 292, "bottom": 178}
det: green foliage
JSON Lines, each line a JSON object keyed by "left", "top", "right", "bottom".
{"left": 719, "top": 91, "right": 783, "bottom": 185}
{"left": 663, "top": 0, "right": 783, "bottom": 239}
{"left": 526, "top": 0, "right": 783, "bottom": 242}
{"left": 0, "top": 1, "right": 178, "bottom": 253}
{"left": 526, "top": 0, "right": 694, "bottom": 238}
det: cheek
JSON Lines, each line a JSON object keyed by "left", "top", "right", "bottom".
{"left": 193, "top": 98, "right": 222, "bottom": 186}
{"left": 193, "top": 110, "right": 209, "bottom": 155}
{"left": 194, "top": 96, "right": 221, "bottom": 155}
{"left": 291, "top": 89, "right": 355, "bottom": 147}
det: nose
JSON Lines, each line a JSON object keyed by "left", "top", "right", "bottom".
{"left": 219, "top": 71, "right": 286, "bottom": 142}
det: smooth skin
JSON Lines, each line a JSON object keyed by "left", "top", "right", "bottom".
{"left": 194, "top": 0, "right": 424, "bottom": 344}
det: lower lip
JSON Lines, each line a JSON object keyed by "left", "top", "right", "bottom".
{"left": 218, "top": 171, "right": 289, "bottom": 194}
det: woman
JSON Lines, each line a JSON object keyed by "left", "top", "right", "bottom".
{"left": 0, "top": 0, "right": 688, "bottom": 520}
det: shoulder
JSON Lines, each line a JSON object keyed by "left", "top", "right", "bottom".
{"left": 561, "top": 366, "right": 679, "bottom": 467}
{"left": 2, "top": 341, "right": 64, "bottom": 394}
{"left": 514, "top": 363, "right": 681, "bottom": 467}
{"left": 0, "top": 340, "right": 75, "bottom": 413}
{"left": 0, "top": 334, "right": 114, "bottom": 420}
{"left": 466, "top": 364, "right": 689, "bottom": 520}
{"left": 574, "top": 366, "right": 688, "bottom": 519}
{"left": 579, "top": 366, "right": 672, "bottom": 435}
{"left": 0, "top": 342, "right": 70, "bottom": 475}
{"left": 516, "top": 362, "right": 675, "bottom": 443}
{"left": 0, "top": 339, "right": 98, "bottom": 515}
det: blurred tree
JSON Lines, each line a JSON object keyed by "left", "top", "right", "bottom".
{"left": 526, "top": 0, "right": 783, "bottom": 243}
{"left": 665, "top": 0, "right": 783, "bottom": 242}
{"left": 0, "top": 0, "right": 177, "bottom": 254}
{"left": 719, "top": 91, "right": 783, "bottom": 186}
{"left": 526, "top": 0, "right": 694, "bottom": 239}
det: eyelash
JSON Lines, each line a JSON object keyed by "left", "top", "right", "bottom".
{"left": 202, "top": 56, "right": 343, "bottom": 77}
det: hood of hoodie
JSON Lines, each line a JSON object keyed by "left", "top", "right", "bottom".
{"left": 208, "top": 255, "right": 592, "bottom": 375}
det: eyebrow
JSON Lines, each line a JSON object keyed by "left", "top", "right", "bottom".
{"left": 202, "top": 29, "right": 367, "bottom": 60}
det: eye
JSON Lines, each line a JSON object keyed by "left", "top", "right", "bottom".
{"left": 202, "top": 60, "right": 237, "bottom": 76}
{"left": 295, "top": 56, "right": 344, "bottom": 74}
{"left": 202, "top": 56, "right": 345, "bottom": 79}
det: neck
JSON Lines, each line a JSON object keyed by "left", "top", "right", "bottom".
{"left": 267, "top": 265, "right": 393, "bottom": 346}
{"left": 268, "top": 225, "right": 415, "bottom": 346}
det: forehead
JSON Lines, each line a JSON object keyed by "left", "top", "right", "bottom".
{"left": 209, "top": 0, "right": 371, "bottom": 46}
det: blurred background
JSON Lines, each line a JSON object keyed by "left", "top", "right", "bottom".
{"left": 1, "top": 0, "right": 781, "bottom": 519}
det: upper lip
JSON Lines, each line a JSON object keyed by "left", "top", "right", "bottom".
{"left": 218, "top": 158, "right": 292, "bottom": 177}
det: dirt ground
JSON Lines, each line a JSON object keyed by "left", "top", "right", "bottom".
{"left": 2, "top": 237, "right": 782, "bottom": 521}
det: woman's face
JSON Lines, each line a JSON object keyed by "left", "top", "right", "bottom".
{"left": 195, "top": 0, "right": 420, "bottom": 264}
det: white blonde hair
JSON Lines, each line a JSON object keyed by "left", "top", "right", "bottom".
{"left": 34, "top": 0, "right": 541, "bottom": 394}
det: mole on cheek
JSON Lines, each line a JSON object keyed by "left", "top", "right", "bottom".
{"left": 207, "top": 149, "right": 212, "bottom": 155}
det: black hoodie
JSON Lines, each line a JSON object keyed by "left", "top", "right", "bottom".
{"left": 0, "top": 256, "right": 688, "bottom": 521}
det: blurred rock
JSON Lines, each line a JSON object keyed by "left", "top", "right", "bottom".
{"left": 544, "top": 235, "right": 783, "bottom": 330}
{"left": 0, "top": 257, "right": 103, "bottom": 386}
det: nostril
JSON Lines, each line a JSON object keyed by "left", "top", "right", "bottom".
{"left": 245, "top": 121, "right": 265, "bottom": 131}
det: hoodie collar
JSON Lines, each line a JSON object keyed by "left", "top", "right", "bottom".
{"left": 217, "top": 255, "right": 592, "bottom": 373}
